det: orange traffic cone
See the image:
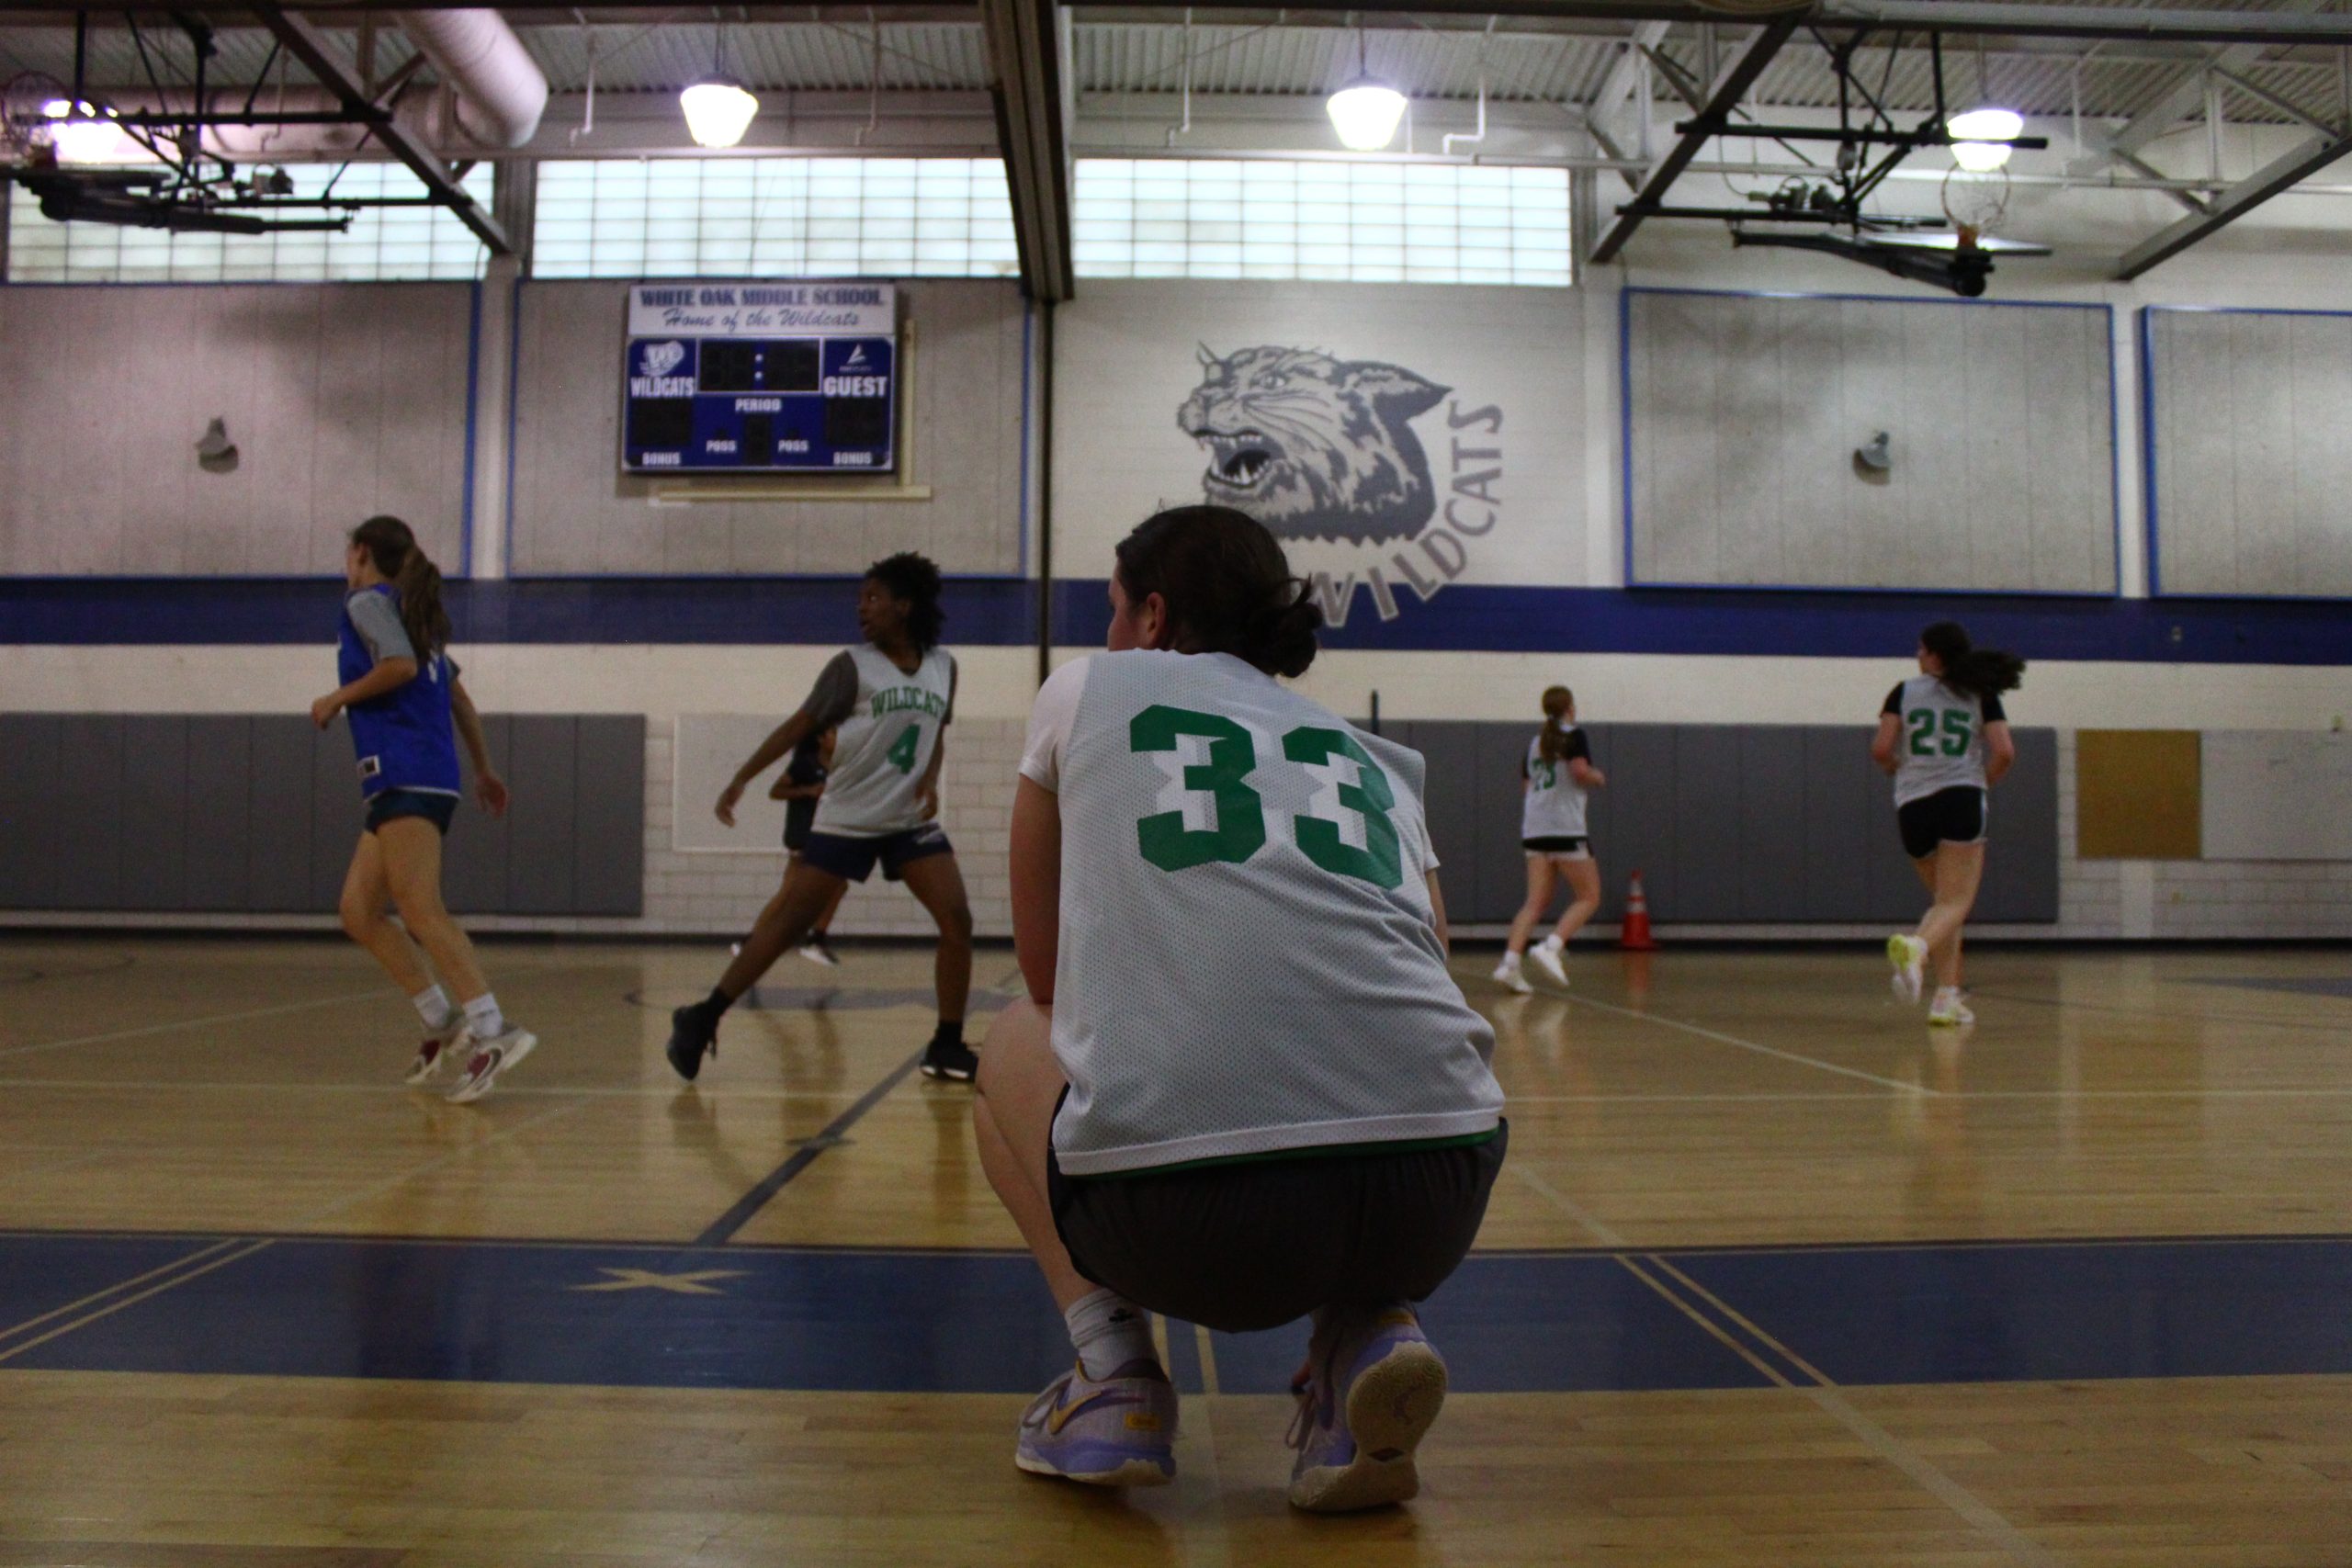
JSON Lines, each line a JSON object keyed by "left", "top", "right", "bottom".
{"left": 1620, "top": 871, "right": 1660, "bottom": 952}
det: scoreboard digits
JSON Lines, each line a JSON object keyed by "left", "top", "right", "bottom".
{"left": 622, "top": 281, "right": 898, "bottom": 475}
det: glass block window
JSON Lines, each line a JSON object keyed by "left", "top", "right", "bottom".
{"left": 1072, "top": 159, "right": 1572, "bottom": 286}
{"left": 4, "top": 163, "right": 492, "bottom": 284}
{"left": 531, "top": 158, "right": 1020, "bottom": 279}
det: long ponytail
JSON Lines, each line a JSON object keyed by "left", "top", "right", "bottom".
{"left": 1537, "top": 685, "right": 1576, "bottom": 766}
{"left": 352, "top": 515, "right": 451, "bottom": 657}
{"left": 1920, "top": 620, "right": 2023, "bottom": 702}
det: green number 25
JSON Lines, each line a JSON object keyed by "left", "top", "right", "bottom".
{"left": 1129, "top": 705, "right": 1402, "bottom": 889}
{"left": 1905, "top": 708, "right": 1973, "bottom": 758}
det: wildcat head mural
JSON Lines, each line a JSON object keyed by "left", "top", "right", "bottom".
{"left": 1177, "top": 345, "right": 1450, "bottom": 545}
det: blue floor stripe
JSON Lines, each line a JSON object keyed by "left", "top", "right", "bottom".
{"left": 5, "top": 1233, "right": 2348, "bottom": 1395}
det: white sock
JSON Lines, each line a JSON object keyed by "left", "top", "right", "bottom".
{"left": 462, "top": 993, "right": 505, "bottom": 1039}
{"left": 1064, "top": 1288, "right": 1157, "bottom": 1381}
{"left": 411, "top": 985, "right": 454, "bottom": 1029}
{"left": 1932, "top": 986, "right": 1961, "bottom": 1006}
{"left": 1538, "top": 933, "right": 1565, "bottom": 953}
{"left": 1497, "top": 951, "right": 1521, "bottom": 970}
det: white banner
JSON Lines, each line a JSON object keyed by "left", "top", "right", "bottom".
{"left": 1051, "top": 280, "right": 1586, "bottom": 626}
{"left": 628, "top": 280, "right": 897, "bottom": 339}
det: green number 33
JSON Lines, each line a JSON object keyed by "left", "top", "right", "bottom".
{"left": 1129, "top": 705, "right": 1403, "bottom": 889}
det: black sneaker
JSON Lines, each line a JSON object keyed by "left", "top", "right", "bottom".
{"left": 921, "top": 1035, "right": 978, "bottom": 1082}
{"left": 667, "top": 1005, "right": 718, "bottom": 1082}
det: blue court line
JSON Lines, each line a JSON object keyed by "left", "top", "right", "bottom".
{"left": 4, "top": 1232, "right": 2348, "bottom": 1397}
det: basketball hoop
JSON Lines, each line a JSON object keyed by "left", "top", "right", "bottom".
{"left": 1940, "top": 167, "right": 2011, "bottom": 250}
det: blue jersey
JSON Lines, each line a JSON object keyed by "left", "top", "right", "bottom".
{"left": 338, "top": 584, "right": 461, "bottom": 800}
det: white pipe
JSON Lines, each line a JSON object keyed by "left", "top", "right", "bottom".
{"left": 1442, "top": 17, "right": 1493, "bottom": 158}
{"left": 394, "top": 10, "right": 549, "bottom": 150}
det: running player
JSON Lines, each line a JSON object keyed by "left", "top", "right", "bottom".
{"left": 668, "top": 554, "right": 976, "bottom": 1082}
{"left": 1492, "top": 685, "right": 1607, "bottom": 993}
{"left": 315, "top": 514, "right": 537, "bottom": 1104}
{"left": 976, "top": 505, "right": 1505, "bottom": 1512}
{"left": 1873, "top": 621, "right": 2025, "bottom": 1027}
{"left": 752, "top": 727, "right": 843, "bottom": 966}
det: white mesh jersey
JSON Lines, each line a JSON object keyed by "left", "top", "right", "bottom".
{"left": 1521, "top": 728, "right": 1591, "bottom": 840}
{"left": 1021, "top": 650, "right": 1503, "bottom": 1177}
{"left": 812, "top": 645, "right": 956, "bottom": 837}
{"left": 1885, "top": 674, "right": 2002, "bottom": 807}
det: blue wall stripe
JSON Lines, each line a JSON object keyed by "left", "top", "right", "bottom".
{"left": 6, "top": 576, "right": 2352, "bottom": 664}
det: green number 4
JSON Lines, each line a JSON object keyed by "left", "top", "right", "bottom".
{"left": 886, "top": 725, "right": 922, "bottom": 774}
{"left": 1905, "top": 709, "right": 1973, "bottom": 758}
{"left": 1128, "top": 705, "right": 1402, "bottom": 888}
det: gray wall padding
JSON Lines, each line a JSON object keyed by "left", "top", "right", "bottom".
{"left": 2145, "top": 308, "right": 2352, "bottom": 598}
{"left": 1625, "top": 290, "right": 2117, "bottom": 593}
{"left": 0, "top": 713, "right": 644, "bottom": 917}
{"left": 1390, "top": 721, "right": 2059, "bottom": 926}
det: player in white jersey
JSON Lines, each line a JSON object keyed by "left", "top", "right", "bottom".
{"left": 1493, "top": 685, "right": 1608, "bottom": 993}
{"left": 975, "top": 506, "right": 1505, "bottom": 1512}
{"left": 1871, "top": 621, "right": 2024, "bottom": 1026}
{"left": 667, "top": 554, "right": 978, "bottom": 1082}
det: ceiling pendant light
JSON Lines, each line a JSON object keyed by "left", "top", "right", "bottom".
{"left": 1326, "top": 28, "right": 1406, "bottom": 152}
{"left": 1947, "top": 107, "right": 2024, "bottom": 173}
{"left": 681, "top": 16, "right": 758, "bottom": 149}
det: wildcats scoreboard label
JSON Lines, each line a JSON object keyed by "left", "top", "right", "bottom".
{"left": 622, "top": 281, "right": 898, "bottom": 474}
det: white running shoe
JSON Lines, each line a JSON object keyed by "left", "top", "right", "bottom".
{"left": 1491, "top": 955, "right": 1532, "bottom": 995}
{"left": 405, "top": 1017, "right": 470, "bottom": 1086}
{"left": 1927, "top": 989, "right": 1975, "bottom": 1028}
{"left": 1528, "top": 941, "right": 1568, "bottom": 989}
{"left": 447, "top": 1025, "right": 538, "bottom": 1103}
{"left": 797, "top": 936, "right": 842, "bottom": 968}
{"left": 1886, "top": 934, "right": 1928, "bottom": 1002}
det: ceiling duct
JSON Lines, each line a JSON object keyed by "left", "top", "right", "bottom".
{"left": 393, "top": 10, "right": 548, "bottom": 150}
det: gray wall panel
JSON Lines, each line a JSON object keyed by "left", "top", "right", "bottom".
{"left": 184, "top": 717, "right": 254, "bottom": 912}
{"left": 440, "top": 715, "right": 512, "bottom": 915}
{"left": 1627, "top": 290, "right": 2116, "bottom": 593}
{"left": 573, "top": 716, "right": 648, "bottom": 917}
{"left": 0, "top": 716, "right": 62, "bottom": 908}
{"left": 120, "top": 716, "right": 192, "bottom": 912}
{"left": 1669, "top": 728, "right": 1744, "bottom": 922}
{"left": 54, "top": 717, "right": 128, "bottom": 911}
{"left": 1737, "top": 729, "right": 1809, "bottom": 920}
{"left": 1979, "top": 728, "right": 2061, "bottom": 922}
{"left": 309, "top": 724, "right": 357, "bottom": 912}
{"left": 509, "top": 279, "right": 1029, "bottom": 578}
{"left": 1595, "top": 726, "right": 1679, "bottom": 921}
{"left": 504, "top": 716, "right": 580, "bottom": 914}
{"left": 1471, "top": 722, "right": 1537, "bottom": 922}
{"left": 0, "top": 285, "right": 473, "bottom": 576}
{"left": 2147, "top": 307, "right": 2352, "bottom": 597}
{"left": 247, "top": 720, "right": 321, "bottom": 912}
{"left": 1800, "top": 728, "right": 1875, "bottom": 922}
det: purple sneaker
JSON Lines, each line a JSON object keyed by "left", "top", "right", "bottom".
{"left": 1286, "top": 1306, "right": 1448, "bottom": 1513}
{"left": 1014, "top": 1359, "right": 1176, "bottom": 1487}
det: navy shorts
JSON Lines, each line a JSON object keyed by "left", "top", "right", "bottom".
{"left": 784, "top": 796, "right": 818, "bottom": 852}
{"left": 798, "top": 824, "right": 953, "bottom": 883}
{"left": 365, "top": 788, "right": 458, "bottom": 836}
{"left": 1898, "top": 785, "right": 1986, "bottom": 861}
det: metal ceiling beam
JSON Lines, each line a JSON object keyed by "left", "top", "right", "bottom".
{"left": 2118, "top": 125, "right": 2352, "bottom": 278}
{"left": 249, "top": 4, "right": 511, "bottom": 254}
{"left": 978, "top": 0, "right": 1072, "bottom": 300}
{"left": 1586, "top": 20, "right": 1669, "bottom": 192}
{"left": 1587, "top": 13, "right": 1798, "bottom": 265}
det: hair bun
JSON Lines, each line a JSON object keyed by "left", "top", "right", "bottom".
{"left": 1247, "top": 579, "right": 1323, "bottom": 680}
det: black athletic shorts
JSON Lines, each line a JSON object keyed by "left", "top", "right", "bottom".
{"left": 798, "top": 823, "right": 953, "bottom": 884}
{"left": 784, "top": 796, "right": 818, "bottom": 852}
{"left": 1897, "top": 784, "right": 1986, "bottom": 861}
{"left": 1048, "top": 1119, "right": 1509, "bottom": 1335}
{"left": 365, "top": 788, "right": 457, "bottom": 836}
{"left": 1523, "top": 835, "right": 1591, "bottom": 858}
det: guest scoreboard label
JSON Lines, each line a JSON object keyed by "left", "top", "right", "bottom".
{"left": 622, "top": 281, "right": 898, "bottom": 474}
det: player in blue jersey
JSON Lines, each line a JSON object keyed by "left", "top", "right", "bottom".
{"left": 313, "top": 515, "right": 537, "bottom": 1103}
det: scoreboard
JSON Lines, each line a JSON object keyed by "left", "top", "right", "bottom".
{"left": 622, "top": 281, "right": 898, "bottom": 475}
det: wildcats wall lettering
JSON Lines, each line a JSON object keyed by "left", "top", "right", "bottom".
{"left": 1310, "top": 400, "right": 1504, "bottom": 626}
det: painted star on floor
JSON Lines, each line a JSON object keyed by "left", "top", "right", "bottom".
{"left": 570, "top": 1267, "right": 750, "bottom": 1295}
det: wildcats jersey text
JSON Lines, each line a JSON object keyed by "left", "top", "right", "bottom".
{"left": 812, "top": 644, "right": 956, "bottom": 837}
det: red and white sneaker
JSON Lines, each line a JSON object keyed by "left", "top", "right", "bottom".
{"left": 447, "top": 1025, "right": 537, "bottom": 1104}
{"left": 405, "top": 1017, "right": 471, "bottom": 1086}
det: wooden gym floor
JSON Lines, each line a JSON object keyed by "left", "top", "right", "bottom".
{"left": 1, "top": 933, "right": 2347, "bottom": 1565}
